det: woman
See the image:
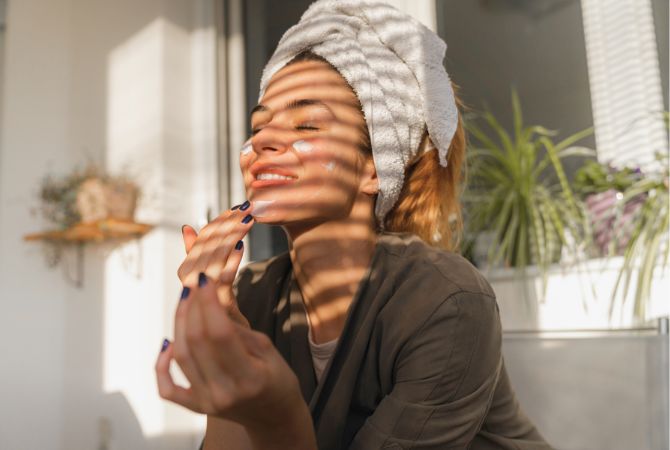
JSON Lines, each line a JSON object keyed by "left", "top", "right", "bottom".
{"left": 156, "top": 1, "right": 553, "bottom": 449}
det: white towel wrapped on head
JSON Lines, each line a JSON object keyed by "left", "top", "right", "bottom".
{"left": 258, "top": 0, "right": 459, "bottom": 227}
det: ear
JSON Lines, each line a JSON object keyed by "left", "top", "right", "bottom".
{"left": 359, "top": 155, "right": 379, "bottom": 196}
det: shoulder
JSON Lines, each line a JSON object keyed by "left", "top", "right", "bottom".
{"left": 375, "top": 235, "right": 502, "bottom": 394}
{"left": 378, "top": 231, "right": 497, "bottom": 301}
{"left": 374, "top": 231, "right": 500, "bottom": 340}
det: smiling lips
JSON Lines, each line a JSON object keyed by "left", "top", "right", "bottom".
{"left": 251, "top": 172, "right": 298, "bottom": 189}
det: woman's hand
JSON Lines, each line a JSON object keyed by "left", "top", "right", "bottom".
{"left": 178, "top": 202, "right": 255, "bottom": 328}
{"left": 155, "top": 273, "right": 309, "bottom": 438}
{"left": 157, "top": 202, "right": 317, "bottom": 449}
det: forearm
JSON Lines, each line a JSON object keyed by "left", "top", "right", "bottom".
{"left": 203, "top": 415, "right": 253, "bottom": 450}
{"left": 244, "top": 396, "right": 317, "bottom": 450}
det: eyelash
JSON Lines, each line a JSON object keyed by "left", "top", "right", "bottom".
{"left": 250, "top": 125, "right": 319, "bottom": 136}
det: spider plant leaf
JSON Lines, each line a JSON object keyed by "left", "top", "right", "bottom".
{"left": 512, "top": 88, "right": 524, "bottom": 146}
{"left": 539, "top": 136, "right": 581, "bottom": 218}
{"left": 491, "top": 200, "right": 519, "bottom": 266}
{"left": 609, "top": 239, "right": 638, "bottom": 320}
{"left": 534, "top": 146, "right": 597, "bottom": 178}
{"left": 620, "top": 180, "right": 657, "bottom": 202}
{"left": 530, "top": 194, "right": 546, "bottom": 266}
{"left": 523, "top": 125, "right": 559, "bottom": 142}
{"left": 483, "top": 109, "right": 517, "bottom": 160}
{"left": 554, "top": 126, "right": 594, "bottom": 152}
{"left": 536, "top": 186, "right": 565, "bottom": 239}
{"left": 556, "top": 146, "right": 597, "bottom": 158}
{"left": 635, "top": 224, "right": 664, "bottom": 319}
{"left": 518, "top": 207, "right": 529, "bottom": 268}
{"left": 465, "top": 122, "right": 502, "bottom": 155}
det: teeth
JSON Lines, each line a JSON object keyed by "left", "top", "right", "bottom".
{"left": 257, "top": 173, "right": 295, "bottom": 181}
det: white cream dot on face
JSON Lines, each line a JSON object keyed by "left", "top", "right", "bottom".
{"left": 321, "top": 161, "right": 336, "bottom": 172}
{"left": 251, "top": 200, "right": 275, "bottom": 217}
{"left": 241, "top": 140, "right": 252, "bottom": 155}
{"left": 292, "top": 140, "right": 314, "bottom": 153}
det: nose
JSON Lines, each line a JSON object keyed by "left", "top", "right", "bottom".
{"left": 251, "top": 123, "right": 293, "bottom": 156}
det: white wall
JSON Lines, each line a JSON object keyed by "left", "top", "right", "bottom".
{"left": 0, "top": 1, "right": 220, "bottom": 449}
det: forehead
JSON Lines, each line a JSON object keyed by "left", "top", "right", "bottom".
{"left": 258, "top": 59, "right": 361, "bottom": 116}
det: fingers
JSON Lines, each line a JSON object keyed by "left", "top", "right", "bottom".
{"left": 155, "top": 338, "right": 202, "bottom": 412}
{"left": 159, "top": 274, "right": 270, "bottom": 416}
{"left": 179, "top": 221, "right": 225, "bottom": 286}
{"left": 195, "top": 275, "right": 260, "bottom": 381}
{"left": 219, "top": 238, "right": 245, "bottom": 286}
{"left": 178, "top": 203, "right": 255, "bottom": 288}
{"left": 216, "top": 283, "right": 251, "bottom": 329}
{"left": 205, "top": 229, "right": 246, "bottom": 283}
{"left": 172, "top": 286, "right": 211, "bottom": 406}
{"left": 185, "top": 277, "right": 239, "bottom": 397}
{"left": 212, "top": 246, "right": 248, "bottom": 327}
{"left": 181, "top": 224, "right": 198, "bottom": 254}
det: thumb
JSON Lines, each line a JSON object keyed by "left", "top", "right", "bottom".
{"left": 236, "top": 325, "right": 273, "bottom": 358}
{"left": 181, "top": 224, "right": 198, "bottom": 254}
{"left": 216, "top": 284, "right": 250, "bottom": 329}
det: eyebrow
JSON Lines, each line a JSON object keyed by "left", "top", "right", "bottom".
{"left": 250, "top": 98, "right": 333, "bottom": 121}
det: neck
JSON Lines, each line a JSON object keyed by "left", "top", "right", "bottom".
{"left": 281, "top": 201, "right": 379, "bottom": 341}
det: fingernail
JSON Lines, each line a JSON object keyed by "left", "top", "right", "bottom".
{"left": 240, "top": 200, "right": 251, "bottom": 211}
{"left": 180, "top": 286, "right": 190, "bottom": 301}
{"left": 241, "top": 214, "right": 253, "bottom": 224}
{"left": 161, "top": 338, "right": 170, "bottom": 352}
{"left": 181, "top": 224, "right": 187, "bottom": 234}
{"left": 198, "top": 272, "right": 208, "bottom": 287}
{"left": 231, "top": 204, "right": 241, "bottom": 210}
{"left": 235, "top": 240, "right": 243, "bottom": 250}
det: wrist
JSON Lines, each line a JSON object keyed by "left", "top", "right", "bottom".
{"left": 245, "top": 395, "right": 316, "bottom": 450}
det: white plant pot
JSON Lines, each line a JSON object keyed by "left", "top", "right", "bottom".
{"left": 481, "top": 256, "right": 669, "bottom": 331}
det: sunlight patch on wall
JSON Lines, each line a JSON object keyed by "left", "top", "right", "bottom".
{"left": 103, "top": 17, "right": 205, "bottom": 438}
{"left": 581, "top": 0, "right": 667, "bottom": 172}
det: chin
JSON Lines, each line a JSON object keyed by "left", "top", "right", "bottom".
{"left": 256, "top": 213, "right": 325, "bottom": 230}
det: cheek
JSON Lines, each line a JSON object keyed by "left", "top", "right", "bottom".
{"left": 292, "top": 140, "right": 314, "bottom": 153}
{"left": 239, "top": 139, "right": 253, "bottom": 173}
{"left": 321, "top": 161, "right": 336, "bottom": 172}
{"left": 240, "top": 139, "right": 253, "bottom": 156}
{"left": 292, "top": 138, "right": 340, "bottom": 174}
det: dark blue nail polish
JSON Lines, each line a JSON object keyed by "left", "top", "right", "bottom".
{"left": 180, "top": 286, "right": 190, "bottom": 301}
{"left": 198, "top": 272, "right": 208, "bottom": 287}
{"left": 240, "top": 200, "right": 251, "bottom": 211}
{"left": 161, "top": 338, "right": 169, "bottom": 352}
{"left": 235, "top": 240, "right": 243, "bottom": 250}
{"left": 231, "top": 204, "right": 241, "bottom": 210}
{"left": 241, "top": 214, "right": 253, "bottom": 224}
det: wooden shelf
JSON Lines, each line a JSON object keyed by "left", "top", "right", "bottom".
{"left": 24, "top": 218, "right": 154, "bottom": 243}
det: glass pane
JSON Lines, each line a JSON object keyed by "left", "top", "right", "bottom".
{"left": 435, "top": 0, "right": 596, "bottom": 176}
{"left": 652, "top": 0, "right": 669, "bottom": 112}
{"left": 243, "top": 0, "right": 313, "bottom": 260}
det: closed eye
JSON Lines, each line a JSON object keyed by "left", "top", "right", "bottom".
{"left": 251, "top": 125, "right": 320, "bottom": 136}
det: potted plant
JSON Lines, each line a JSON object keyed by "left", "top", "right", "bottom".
{"left": 572, "top": 144, "right": 669, "bottom": 322}
{"left": 462, "top": 88, "right": 595, "bottom": 301}
{"left": 463, "top": 96, "right": 669, "bottom": 330}
{"left": 33, "top": 163, "right": 140, "bottom": 229}
{"left": 573, "top": 159, "right": 647, "bottom": 257}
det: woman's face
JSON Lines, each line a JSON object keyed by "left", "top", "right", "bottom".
{"left": 240, "top": 59, "right": 378, "bottom": 230}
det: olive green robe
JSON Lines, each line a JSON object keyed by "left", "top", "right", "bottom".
{"left": 201, "top": 230, "right": 553, "bottom": 450}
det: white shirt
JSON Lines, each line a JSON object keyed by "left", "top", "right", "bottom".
{"left": 305, "top": 312, "right": 339, "bottom": 382}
